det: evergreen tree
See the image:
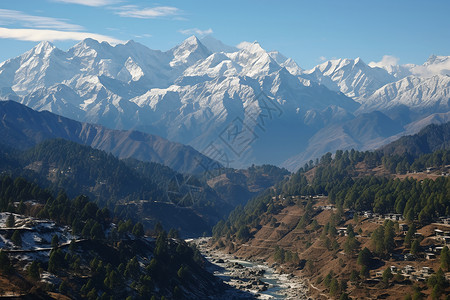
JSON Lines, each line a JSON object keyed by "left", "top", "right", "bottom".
{"left": 384, "top": 220, "right": 395, "bottom": 254}
{"left": 404, "top": 224, "right": 416, "bottom": 248}
{"left": 90, "top": 222, "right": 104, "bottom": 240}
{"left": 6, "top": 213, "right": 15, "bottom": 227}
{"left": 329, "top": 277, "right": 340, "bottom": 296}
{"left": 168, "top": 228, "right": 179, "bottom": 239}
{"left": 340, "top": 293, "right": 350, "bottom": 300}
{"left": 132, "top": 222, "right": 144, "bottom": 237}
{"left": 0, "top": 250, "right": 12, "bottom": 274}
{"left": 357, "top": 247, "right": 372, "bottom": 267}
{"left": 411, "top": 240, "right": 419, "bottom": 256}
{"left": 440, "top": 246, "right": 450, "bottom": 272}
{"left": 382, "top": 267, "right": 393, "bottom": 284}
{"left": 51, "top": 234, "right": 59, "bottom": 248}
{"left": 350, "top": 270, "right": 359, "bottom": 282}
{"left": 28, "top": 261, "right": 40, "bottom": 280}
{"left": 11, "top": 230, "right": 22, "bottom": 247}
{"left": 59, "top": 280, "right": 68, "bottom": 294}
{"left": 48, "top": 249, "right": 63, "bottom": 273}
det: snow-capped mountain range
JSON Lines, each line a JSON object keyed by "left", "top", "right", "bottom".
{"left": 0, "top": 36, "right": 448, "bottom": 171}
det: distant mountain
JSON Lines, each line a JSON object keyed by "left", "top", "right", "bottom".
{"left": 302, "top": 57, "right": 395, "bottom": 100}
{"left": 0, "top": 37, "right": 360, "bottom": 168}
{"left": 359, "top": 75, "right": 450, "bottom": 115}
{"left": 0, "top": 36, "right": 448, "bottom": 170}
{"left": 380, "top": 121, "right": 450, "bottom": 157}
{"left": 282, "top": 111, "right": 404, "bottom": 170}
{"left": 0, "top": 100, "right": 217, "bottom": 174}
{"left": 200, "top": 35, "right": 238, "bottom": 53}
{"left": 304, "top": 55, "right": 450, "bottom": 116}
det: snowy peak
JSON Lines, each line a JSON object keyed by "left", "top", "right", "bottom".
{"left": 33, "top": 41, "right": 56, "bottom": 56}
{"left": 425, "top": 54, "right": 447, "bottom": 65}
{"left": 269, "top": 51, "right": 302, "bottom": 75}
{"left": 200, "top": 35, "right": 237, "bottom": 53}
{"left": 170, "top": 35, "right": 211, "bottom": 68}
{"left": 237, "top": 41, "right": 268, "bottom": 57}
{"left": 310, "top": 57, "right": 366, "bottom": 75}
{"left": 182, "top": 52, "right": 241, "bottom": 78}
{"left": 18, "top": 41, "right": 58, "bottom": 64}
{"left": 70, "top": 38, "right": 114, "bottom": 55}
{"left": 409, "top": 55, "right": 450, "bottom": 77}
{"left": 229, "top": 41, "right": 281, "bottom": 77}
{"left": 361, "top": 74, "right": 450, "bottom": 113}
{"left": 183, "top": 40, "right": 294, "bottom": 78}
{"left": 302, "top": 57, "right": 396, "bottom": 100}
{"left": 268, "top": 51, "right": 288, "bottom": 64}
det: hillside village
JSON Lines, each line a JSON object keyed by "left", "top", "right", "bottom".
{"left": 211, "top": 193, "right": 450, "bottom": 299}
{"left": 211, "top": 146, "right": 450, "bottom": 299}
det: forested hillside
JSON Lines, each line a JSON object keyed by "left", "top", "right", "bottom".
{"left": 212, "top": 124, "right": 450, "bottom": 299}
{"left": 214, "top": 146, "right": 449, "bottom": 241}
{"left": 0, "top": 138, "right": 288, "bottom": 237}
{"left": 0, "top": 100, "right": 218, "bottom": 174}
{"left": 381, "top": 122, "right": 450, "bottom": 157}
{"left": 0, "top": 175, "right": 232, "bottom": 299}
{"left": 0, "top": 139, "right": 230, "bottom": 237}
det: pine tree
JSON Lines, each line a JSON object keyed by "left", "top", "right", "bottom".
{"left": 382, "top": 267, "right": 393, "bottom": 284}
{"left": 329, "top": 278, "right": 340, "bottom": 296}
{"left": 28, "top": 261, "right": 40, "bottom": 280}
{"left": 411, "top": 240, "right": 419, "bottom": 256}
{"left": 59, "top": 280, "right": 68, "bottom": 294}
{"left": 90, "top": 222, "right": 104, "bottom": 240}
{"left": 357, "top": 247, "right": 372, "bottom": 267}
{"left": 404, "top": 224, "right": 416, "bottom": 248}
{"left": 51, "top": 234, "right": 59, "bottom": 248}
{"left": 132, "top": 222, "right": 144, "bottom": 237}
{"left": 6, "top": 214, "right": 15, "bottom": 227}
{"left": 440, "top": 246, "right": 450, "bottom": 271}
{"left": 11, "top": 230, "right": 22, "bottom": 247}
{"left": 0, "top": 250, "right": 12, "bottom": 274}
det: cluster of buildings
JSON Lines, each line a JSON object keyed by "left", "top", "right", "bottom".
{"left": 375, "top": 265, "right": 437, "bottom": 282}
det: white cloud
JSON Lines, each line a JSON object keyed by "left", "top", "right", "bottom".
{"left": 52, "top": 0, "right": 120, "bottom": 6}
{"left": 319, "top": 56, "right": 326, "bottom": 61}
{"left": 179, "top": 28, "right": 213, "bottom": 37}
{"left": 115, "top": 5, "right": 180, "bottom": 19}
{"left": 0, "top": 9, "right": 83, "bottom": 31}
{"left": 0, "top": 27, "right": 124, "bottom": 44}
{"left": 236, "top": 41, "right": 253, "bottom": 49}
{"left": 368, "top": 55, "right": 399, "bottom": 68}
{"left": 411, "top": 56, "right": 450, "bottom": 77}
{"left": 134, "top": 33, "right": 152, "bottom": 38}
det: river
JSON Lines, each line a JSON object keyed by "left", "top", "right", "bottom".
{"left": 190, "top": 238, "right": 311, "bottom": 300}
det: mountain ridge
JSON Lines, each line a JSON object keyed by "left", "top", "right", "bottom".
{"left": 0, "top": 100, "right": 218, "bottom": 174}
{"left": 0, "top": 36, "right": 448, "bottom": 170}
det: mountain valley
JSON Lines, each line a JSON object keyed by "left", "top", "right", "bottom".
{"left": 0, "top": 32, "right": 449, "bottom": 300}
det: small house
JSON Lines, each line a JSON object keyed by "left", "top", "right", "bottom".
{"left": 404, "top": 253, "right": 414, "bottom": 261}
{"left": 435, "top": 229, "right": 444, "bottom": 236}
{"left": 403, "top": 265, "right": 414, "bottom": 274}
{"left": 425, "top": 253, "right": 436, "bottom": 260}
{"left": 337, "top": 227, "right": 347, "bottom": 236}
{"left": 363, "top": 211, "right": 372, "bottom": 218}
{"left": 443, "top": 236, "right": 450, "bottom": 245}
{"left": 399, "top": 224, "right": 409, "bottom": 232}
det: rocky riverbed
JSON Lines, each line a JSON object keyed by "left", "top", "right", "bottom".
{"left": 192, "top": 238, "right": 311, "bottom": 300}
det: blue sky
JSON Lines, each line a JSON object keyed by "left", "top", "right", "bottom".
{"left": 0, "top": 0, "right": 449, "bottom": 69}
